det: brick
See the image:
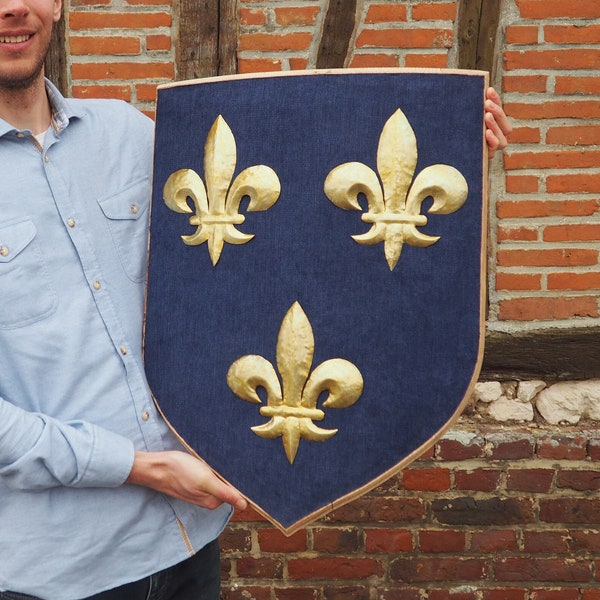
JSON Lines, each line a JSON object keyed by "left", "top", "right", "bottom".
{"left": 418, "top": 529, "right": 466, "bottom": 552}
{"left": 508, "top": 127, "right": 541, "bottom": 144}
{"left": 545, "top": 24, "right": 600, "bottom": 44}
{"left": 289, "top": 58, "right": 308, "bottom": 70}
{"left": 497, "top": 226, "right": 539, "bottom": 242}
{"left": 322, "top": 585, "right": 371, "bottom": 600}
{"left": 312, "top": 528, "right": 360, "bottom": 554}
{"left": 71, "top": 84, "right": 131, "bottom": 100}
{"left": 537, "top": 435, "right": 589, "bottom": 460}
{"left": 548, "top": 173, "right": 600, "bottom": 193}
{"left": 436, "top": 436, "right": 485, "bottom": 460}
{"left": 531, "top": 590, "right": 580, "bottom": 600}
{"left": 229, "top": 503, "right": 267, "bottom": 524}
{"left": 487, "top": 434, "right": 535, "bottom": 459}
{"left": 257, "top": 528, "right": 307, "bottom": 553}
{"left": 69, "top": 11, "right": 171, "bottom": 29}
{"left": 357, "top": 29, "right": 454, "bottom": 49}
{"left": 497, "top": 248, "right": 598, "bottom": 268}
{"left": 71, "top": 61, "right": 174, "bottom": 80}
{"left": 540, "top": 499, "right": 600, "bottom": 524}
{"left": 377, "top": 587, "right": 422, "bottom": 600}
{"left": 364, "top": 4, "right": 408, "bottom": 24}
{"left": 236, "top": 556, "right": 284, "bottom": 578}
{"left": 428, "top": 590, "right": 477, "bottom": 600}
{"left": 505, "top": 150, "right": 600, "bottom": 171}
{"left": 496, "top": 199, "right": 599, "bottom": 219}
{"left": 288, "top": 558, "right": 381, "bottom": 580}
{"left": 146, "top": 34, "right": 171, "bottom": 51}
{"left": 569, "top": 529, "right": 600, "bottom": 553}
{"left": 555, "top": 77, "right": 600, "bottom": 96}
{"left": 506, "top": 100, "right": 600, "bottom": 121}
{"left": 401, "top": 467, "right": 451, "bottom": 491}
{"left": 222, "top": 585, "right": 272, "bottom": 600}
{"left": 582, "top": 591, "right": 600, "bottom": 600}
{"left": 125, "top": 0, "right": 173, "bottom": 4}
{"left": 502, "top": 74, "right": 547, "bottom": 93}
{"left": 364, "top": 528, "right": 413, "bottom": 553}
{"left": 547, "top": 125, "right": 600, "bottom": 146}
{"left": 590, "top": 438, "right": 600, "bottom": 461}
{"left": 135, "top": 83, "right": 158, "bottom": 102}
{"left": 220, "top": 527, "right": 253, "bottom": 553}
{"left": 522, "top": 530, "right": 571, "bottom": 554}
{"left": 240, "top": 8, "right": 267, "bottom": 26}
{"left": 404, "top": 53, "right": 448, "bottom": 68}
{"left": 70, "top": 36, "right": 141, "bottom": 55}
{"left": 506, "top": 468, "right": 555, "bottom": 493}
{"left": 274, "top": 6, "right": 320, "bottom": 27}
{"left": 498, "top": 297, "right": 599, "bottom": 321}
{"left": 505, "top": 25, "right": 538, "bottom": 45}
{"left": 496, "top": 273, "right": 542, "bottom": 291}
{"left": 493, "top": 557, "right": 592, "bottom": 582}
{"left": 238, "top": 58, "right": 283, "bottom": 73}
{"left": 505, "top": 175, "right": 539, "bottom": 194}
{"left": 454, "top": 469, "right": 502, "bottom": 492}
{"left": 556, "top": 470, "right": 600, "bottom": 491}
{"left": 432, "top": 497, "right": 535, "bottom": 526}
{"left": 548, "top": 272, "right": 600, "bottom": 291}
{"left": 349, "top": 53, "right": 400, "bottom": 68}
{"left": 516, "top": 0, "right": 600, "bottom": 19}
{"left": 482, "top": 590, "right": 527, "bottom": 600}
{"left": 327, "top": 497, "right": 425, "bottom": 523}
{"left": 504, "top": 49, "right": 600, "bottom": 71}
{"left": 274, "top": 589, "right": 320, "bottom": 600}
{"left": 239, "top": 32, "right": 312, "bottom": 52}
{"left": 390, "top": 557, "right": 487, "bottom": 583}
{"left": 471, "top": 530, "right": 518, "bottom": 553}
{"left": 412, "top": 3, "right": 457, "bottom": 21}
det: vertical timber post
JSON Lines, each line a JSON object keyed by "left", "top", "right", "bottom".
{"left": 45, "top": 1, "right": 68, "bottom": 94}
{"left": 316, "top": 0, "right": 358, "bottom": 69}
{"left": 175, "top": 0, "right": 238, "bottom": 80}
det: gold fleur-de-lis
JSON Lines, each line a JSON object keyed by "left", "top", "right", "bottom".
{"left": 324, "top": 108, "right": 469, "bottom": 270}
{"left": 227, "top": 302, "right": 363, "bottom": 464}
{"left": 163, "top": 115, "right": 281, "bottom": 266}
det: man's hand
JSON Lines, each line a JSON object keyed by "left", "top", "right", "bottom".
{"left": 485, "top": 87, "right": 512, "bottom": 158}
{"left": 126, "top": 450, "right": 248, "bottom": 511}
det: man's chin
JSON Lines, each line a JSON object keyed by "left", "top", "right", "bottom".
{"left": 0, "top": 66, "right": 45, "bottom": 91}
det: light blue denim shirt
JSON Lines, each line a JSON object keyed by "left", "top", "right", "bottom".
{"left": 0, "top": 81, "right": 231, "bottom": 600}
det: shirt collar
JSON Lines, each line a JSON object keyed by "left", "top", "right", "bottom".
{"left": 0, "top": 78, "right": 85, "bottom": 138}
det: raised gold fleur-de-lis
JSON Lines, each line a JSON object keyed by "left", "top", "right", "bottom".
{"left": 324, "top": 108, "right": 469, "bottom": 270}
{"left": 163, "top": 115, "right": 281, "bottom": 266}
{"left": 227, "top": 302, "right": 363, "bottom": 464}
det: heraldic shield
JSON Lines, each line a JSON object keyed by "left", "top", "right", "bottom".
{"left": 144, "top": 69, "right": 489, "bottom": 534}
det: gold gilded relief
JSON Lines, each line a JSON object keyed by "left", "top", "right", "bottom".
{"left": 227, "top": 302, "right": 363, "bottom": 464}
{"left": 324, "top": 108, "right": 468, "bottom": 270}
{"left": 163, "top": 115, "right": 281, "bottom": 266}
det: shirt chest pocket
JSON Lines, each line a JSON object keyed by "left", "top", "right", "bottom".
{"left": 0, "top": 219, "right": 58, "bottom": 329}
{"left": 97, "top": 178, "right": 150, "bottom": 283}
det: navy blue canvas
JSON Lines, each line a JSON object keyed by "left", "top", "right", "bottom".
{"left": 144, "top": 70, "right": 487, "bottom": 532}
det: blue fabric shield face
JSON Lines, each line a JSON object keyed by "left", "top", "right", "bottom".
{"left": 145, "top": 69, "right": 488, "bottom": 533}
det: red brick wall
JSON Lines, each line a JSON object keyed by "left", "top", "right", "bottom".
{"left": 63, "top": 0, "right": 600, "bottom": 596}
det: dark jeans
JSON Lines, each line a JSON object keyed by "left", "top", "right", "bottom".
{"left": 0, "top": 539, "right": 220, "bottom": 600}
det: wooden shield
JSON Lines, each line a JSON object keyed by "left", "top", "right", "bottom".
{"left": 144, "top": 69, "right": 488, "bottom": 534}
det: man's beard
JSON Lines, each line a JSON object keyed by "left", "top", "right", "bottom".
{"left": 0, "top": 56, "right": 46, "bottom": 90}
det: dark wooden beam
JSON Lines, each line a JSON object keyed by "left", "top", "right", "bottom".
{"left": 316, "top": 0, "right": 358, "bottom": 69}
{"left": 45, "top": 3, "right": 68, "bottom": 94}
{"left": 175, "top": 0, "right": 238, "bottom": 80}
{"left": 457, "top": 0, "right": 503, "bottom": 74}
{"left": 481, "top": 328, "right": 600, "bottom": 382}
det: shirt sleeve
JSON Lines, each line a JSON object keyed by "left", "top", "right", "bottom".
{"left": 0, "top": 397, "right": 135, "bottom": 490}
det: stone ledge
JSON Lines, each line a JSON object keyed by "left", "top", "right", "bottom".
{"left": 481, "top": 327, "right": 600, "bottom": 381}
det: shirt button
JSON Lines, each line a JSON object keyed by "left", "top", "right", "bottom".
{"left": 130, "top": 204, "right": 139, "bottom": 214}
{"left": 120, "top": 346, "right": 128, "bottom": 355}
{"left": 67, "top": 218, "right": 76, "bottom": 228}
{"left": 141, "top": 411, "right": 150, "bottom": 421}
{"left": 44, "top": 155, "right": 49, "bottom": 163}
{"left": 92, "top": 280, "right": 101, "bottom": 290}
{"left": 0, "top": 246, "right": 8, "bottom": 257}
{"left": 16, "top": 132, "right": 25, "bottom": 138}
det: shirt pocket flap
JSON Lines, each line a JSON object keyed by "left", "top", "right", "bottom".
{"left": 0, "top": 219, "right": 37, "bottom": 263}
{"left": 97, "top": 178, "right": 150, "bottom": 221}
